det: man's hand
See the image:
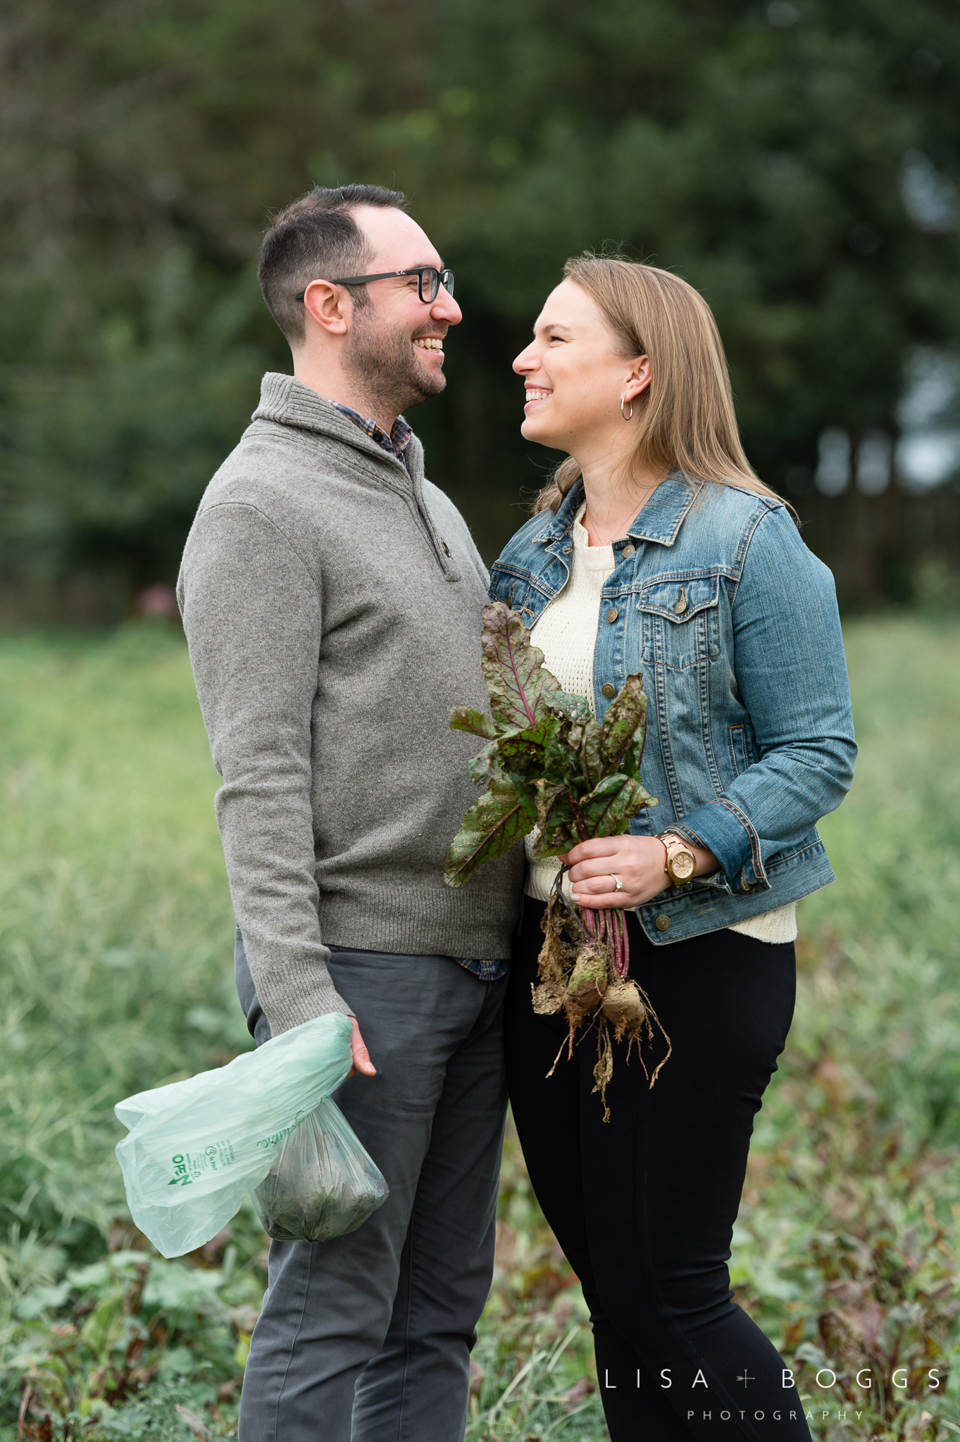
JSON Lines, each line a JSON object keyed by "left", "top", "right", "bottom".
{"left": 563, "top": 834, "right": 719, "bottom": 909}
{"left": 348, "top": 1017, "right": 377, "bottom": 1079}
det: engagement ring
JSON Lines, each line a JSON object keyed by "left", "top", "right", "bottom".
{"left": 610, "top": 874, "right": 623, "bottom": 892}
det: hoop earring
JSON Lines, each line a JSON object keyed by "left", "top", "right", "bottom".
{"left": 620, "top": 395, "right": 633, "bottom": 421}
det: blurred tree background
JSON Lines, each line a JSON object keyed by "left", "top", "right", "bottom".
{"left": 1, "top": 0, "right": 958, "bottom": 617}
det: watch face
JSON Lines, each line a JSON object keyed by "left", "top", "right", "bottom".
{"left": 671, "top": 851, "right": 696, "bottom": 882}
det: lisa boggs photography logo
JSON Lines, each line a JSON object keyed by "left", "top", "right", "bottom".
{"left": 599, "top": 1360, "right": 947, "bottom": 1431}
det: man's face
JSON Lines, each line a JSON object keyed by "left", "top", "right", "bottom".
{"left": 342, "top": 206, "right": 462, "bottom": 417}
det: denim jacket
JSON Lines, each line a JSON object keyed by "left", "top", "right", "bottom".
{"left": 489, "top": 474, "right": 857, "bottom": 944}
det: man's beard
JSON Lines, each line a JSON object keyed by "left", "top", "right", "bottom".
{"left": 343, "top": 305, "right": 446, "bottom": 420}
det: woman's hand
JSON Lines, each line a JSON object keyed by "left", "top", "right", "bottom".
{"left": 562, "top": 834, "right": 719, "bottom": 909}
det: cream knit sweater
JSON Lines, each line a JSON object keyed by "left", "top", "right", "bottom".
{"left": 524, "top": 508, "right": 797, "bottom": 945}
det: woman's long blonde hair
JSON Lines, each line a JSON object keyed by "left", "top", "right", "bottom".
{"left": 534, "top": 254, "right": 784, "bottom": 513}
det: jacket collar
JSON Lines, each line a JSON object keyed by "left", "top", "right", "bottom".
{"left": 533, "top": 470, "right": 699, "bottom": 548}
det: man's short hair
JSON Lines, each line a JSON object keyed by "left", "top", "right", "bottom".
{"left": 258, "top": 184, "right": 409, "bottom": 345}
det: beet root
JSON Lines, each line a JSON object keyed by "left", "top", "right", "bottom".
{"left": 562, "top": 943, "right": 610, "bottom": 1038}
{"left": 566, "top": 943, "right": 609, "bottom": 1007}
{"left": 600, "top": 979, "right": 646, "bottom": 1032}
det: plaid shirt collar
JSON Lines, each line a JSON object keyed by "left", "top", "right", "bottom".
{"left": 331, "top": 401, "right": 413, "bottom": 468}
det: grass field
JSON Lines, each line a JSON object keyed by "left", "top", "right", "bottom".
{"left": 1, "top": 617, "right": 959, "bottom": 1440}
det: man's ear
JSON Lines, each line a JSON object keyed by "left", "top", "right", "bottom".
{"left": 302, "top": 280, "right": 350, "bottom": 337}
{"left": 623, "top": 354, "right": 652, "bottom": 403}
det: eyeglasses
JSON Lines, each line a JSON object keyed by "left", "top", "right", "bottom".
{"left": 296, "top": 267, "right": 455, "bottom": 304}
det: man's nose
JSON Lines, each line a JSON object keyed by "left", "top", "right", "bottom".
{"left": 432, "top": 287, "right": 462, "bottom": 325}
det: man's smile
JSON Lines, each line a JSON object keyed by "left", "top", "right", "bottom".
{"left": 413, "top": 335, "right": 445, "bottom": 356}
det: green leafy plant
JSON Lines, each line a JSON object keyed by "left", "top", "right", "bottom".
{"left": 444, "top": 602, "right": 669, "bottom": 1117}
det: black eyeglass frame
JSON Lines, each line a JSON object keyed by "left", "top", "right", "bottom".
{"left": 295, "top": 267, "right": 454, "bottom": 304}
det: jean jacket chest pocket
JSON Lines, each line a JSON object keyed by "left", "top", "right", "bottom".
{"left": 636, "top": 575, "right": 721, "bottom": 670}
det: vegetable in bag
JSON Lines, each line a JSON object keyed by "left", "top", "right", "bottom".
{"left": 253, "top": 1098, "right": 388, "bottom": 1243}
{"left": 114, "top": 1012, "right": 388, "bottom": 1258}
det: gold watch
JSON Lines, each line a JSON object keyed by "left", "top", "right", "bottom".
{"left": 658, "top": 832, "right": 697, "bottom": 888}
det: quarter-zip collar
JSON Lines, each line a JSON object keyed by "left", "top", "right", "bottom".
{"left": 532, "top": 471, "right": 699, "bottom": 548}
{"left": 251, "top": 373, "right": 457, "bottom": 580}
{"left": 253, "top": 373, "right": 424, "bottom": 489}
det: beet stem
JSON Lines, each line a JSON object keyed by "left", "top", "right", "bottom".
{"left": 614, "top": 906, "right": 628, "bottom": 978}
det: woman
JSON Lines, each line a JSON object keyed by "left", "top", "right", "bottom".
{"left": 490, "top": 256, "right": 856, "bottom": 1442}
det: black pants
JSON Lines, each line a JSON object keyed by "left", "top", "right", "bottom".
{"left": 505, "top": 901, "right": 810, "bottom": 1442}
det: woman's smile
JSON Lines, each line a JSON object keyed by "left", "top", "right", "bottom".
{"left": 523, "top": 385, "right": 552, "bottom": 410}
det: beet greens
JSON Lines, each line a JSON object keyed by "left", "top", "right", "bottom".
{"left": 444, "top": 602, "right": 672, "bottom": 1117}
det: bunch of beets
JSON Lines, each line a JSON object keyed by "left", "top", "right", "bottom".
{"left": 445, "top": 603, "right": 671, "bottom": 1118}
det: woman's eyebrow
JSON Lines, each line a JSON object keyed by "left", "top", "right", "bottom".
{"left": 535, "top": 321, "right": 573, "bottom": 336}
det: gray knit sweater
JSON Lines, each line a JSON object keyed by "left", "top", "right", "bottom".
{"left": 177, "top": 373, "right": 523, "bottom": 1035}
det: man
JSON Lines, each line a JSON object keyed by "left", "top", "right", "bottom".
{"left": 177, "top": 184, "right": 522, "bottom": 1442}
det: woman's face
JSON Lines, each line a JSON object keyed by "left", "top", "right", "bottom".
{"left": 512, "top": 279, "right": 647, "bottom": 453}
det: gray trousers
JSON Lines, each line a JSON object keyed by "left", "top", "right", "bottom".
{"left": 234, "top": 931, "right": 508, "bottom": 1442}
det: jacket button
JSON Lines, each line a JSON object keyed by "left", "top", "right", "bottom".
{"left": 673, "top": 590, "right": 687, "bottom": 615}
{"left": 655, "top": 915, "right": 671, "bottom": 932}
{"left": 622, "top": 544, "right": 636, "bottom": 558}
{"left": 606, "top": 608, "right": 618, "bottom": 623}
{"left": 601, "top": 683, "right": 616, "bottom": 699}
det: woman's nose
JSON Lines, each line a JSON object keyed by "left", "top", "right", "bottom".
{"left": 513, "top": 346, "right": 537, "bottom": 374}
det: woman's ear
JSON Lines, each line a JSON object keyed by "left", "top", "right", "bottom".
{"left": 623, "top": 354, "right": 652, "bottom": 403}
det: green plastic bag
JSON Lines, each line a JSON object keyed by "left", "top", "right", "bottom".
{"left": 114, "top": 1012, "right": 388, "bottom": 1258}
